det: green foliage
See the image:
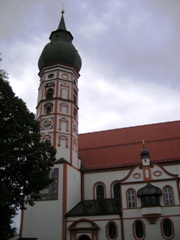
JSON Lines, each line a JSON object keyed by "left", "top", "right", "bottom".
{"left": 0, "top": 70, "right": 56, "bottom": 239}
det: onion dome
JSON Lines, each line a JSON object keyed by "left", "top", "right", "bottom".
{"left": 38, "top": 12, "right": 82, "bottom": 73}
{"left": 137, "top": 183, "right": 162, "bottom": 196}
{"left": 140, "top": 140, "right": 150, "bottom": 158}
{"left": 140, "top": 147, "right": 150, "bottom": 158}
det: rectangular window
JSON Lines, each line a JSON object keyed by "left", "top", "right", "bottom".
{"left": 141, "top": 195, "right": 160, "bottom": 207}
{"left": 164, "top": 186, "right": 174, "bottom": 206}
{"left": 127, "top": 189, "right": 136, "bottom": 208}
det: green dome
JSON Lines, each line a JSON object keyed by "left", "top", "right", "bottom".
{"left": 38, "top": 14, "right": 82, "bottom": 73}
{"left": 140, "top": 147, "right": 150, "bottom": 158}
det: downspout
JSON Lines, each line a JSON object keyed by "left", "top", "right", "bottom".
{"left": 119, "top": 182, "right": 124, "bottom": 240}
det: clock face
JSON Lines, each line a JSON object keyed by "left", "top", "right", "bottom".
{"left": 42, "top": 117, "right": 53, "bottom": 130}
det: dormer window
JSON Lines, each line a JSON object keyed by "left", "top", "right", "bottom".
{"left": 137, "top": 183, "right": 162, "bottom": 207}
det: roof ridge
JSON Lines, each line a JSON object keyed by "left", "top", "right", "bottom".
{"left": 79, "top": 136, "right": 180, "bottom": 151}
{"left": 79, "top": 120, "right": 180, "bottom": 136}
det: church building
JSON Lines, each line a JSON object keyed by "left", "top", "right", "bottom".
{"left": 21, "top": 12, "right": 180, "bottom": 240}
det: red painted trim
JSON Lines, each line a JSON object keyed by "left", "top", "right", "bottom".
{"left": 53, "top": 72, "right": 59, "bottom": 149}
{"left": 120, "top": 184, "right": 125, "bottom": 240}
{"left": 67, "top": 217, "right": 121, "bottom": 224}
{"left": 62, "top": 163, "right": 67, "bottom": 239}
{"left": 81, "top": 172, "right": 84, "bottom": 200}
{"left": 143, "top": 166, "right": 151, "bottom": 181}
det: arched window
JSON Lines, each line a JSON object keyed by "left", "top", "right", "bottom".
{"left": 113, "top": 182, "right": 120, "bottom": 201}
{"left": 60, "top": 103, "right": 69, "bottom": 114}
{"left": 96, "top": 184, "right": 105, "bottom": 200}
{"left": 44, "top": 103, "right": 53, "bottom": 114}
{"left": 127, "top": 189, "right": 136, "bottom": 208}
{"left": 107, "top": 222, "right": 117, "bottom": 240}
{"left": 46, "top": 88, "right": 54, "bottom": 99}
{"left": 60, "top": 84, "right": 69, "bottom": 99}
{"left": 134, "top": 220, "right": 145, "bottom": 239}
{"left": 161, "top": 219, "right": 174, "bottom": 238}
{"left": 58, "top": 136, "right": 68, "bottom": 148}
{"left": 164, "top": 186, "right": 174, "bottom": 206}
{"left": 59, "top": 118, "right": 68, "bottom": 132}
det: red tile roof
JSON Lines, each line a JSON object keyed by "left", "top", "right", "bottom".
{"left": 78, "top": 121, "right": 180, "bottom": 170}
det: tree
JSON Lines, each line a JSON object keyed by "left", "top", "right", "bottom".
{"left": 0, "top": 70, "right": 56, "bottom": 239}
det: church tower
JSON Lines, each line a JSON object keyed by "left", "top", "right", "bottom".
{"left": 22, "top": 12, "right": 82, "bottom": 240}
{"left": 37, "top": 11, "right": 81, "bottom": 168}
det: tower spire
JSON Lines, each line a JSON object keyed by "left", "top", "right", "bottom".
{"left": 61, "top": 0, "right": 65, "bottom": 14}
{"left": 58, "top": 8, "right": 66, "bottom": 30}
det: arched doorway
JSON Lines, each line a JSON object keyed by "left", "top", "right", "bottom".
{"left": 78, "top": 235, "right": 91, "bottom": 240}
{"left": 69, "top": 219, "right": 99, "bottom": 240}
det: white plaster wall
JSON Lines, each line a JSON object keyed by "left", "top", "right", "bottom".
{"left": 72, "top": 150, "right": 79, "bottom": 169}
{"left": 123, "top": 208, "right": 142, "bottom": 219}
{"left": 56, "top": 139, "right": 70, "bottom": 161}
{"left": 23, "top": 165, "right": 64, "bottom": 240}
{"left": 66, "top": 165, "right": 81, "bottom": 212}
{"left": 84, "top": 169, "right": 130, "bottom": 200}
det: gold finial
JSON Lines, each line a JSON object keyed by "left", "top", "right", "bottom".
{"left": 61, "top": 1, "right": 65, "bottom": 14}
{"left": 142, "top": 139, "right": 145, "bottom": 148}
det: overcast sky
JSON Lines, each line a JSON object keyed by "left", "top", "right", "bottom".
{"left": 1, "top": 0, "right": 180, "bottom": 134}
{"left": 1, "top": 0, "right": 180, "bottom": 232}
